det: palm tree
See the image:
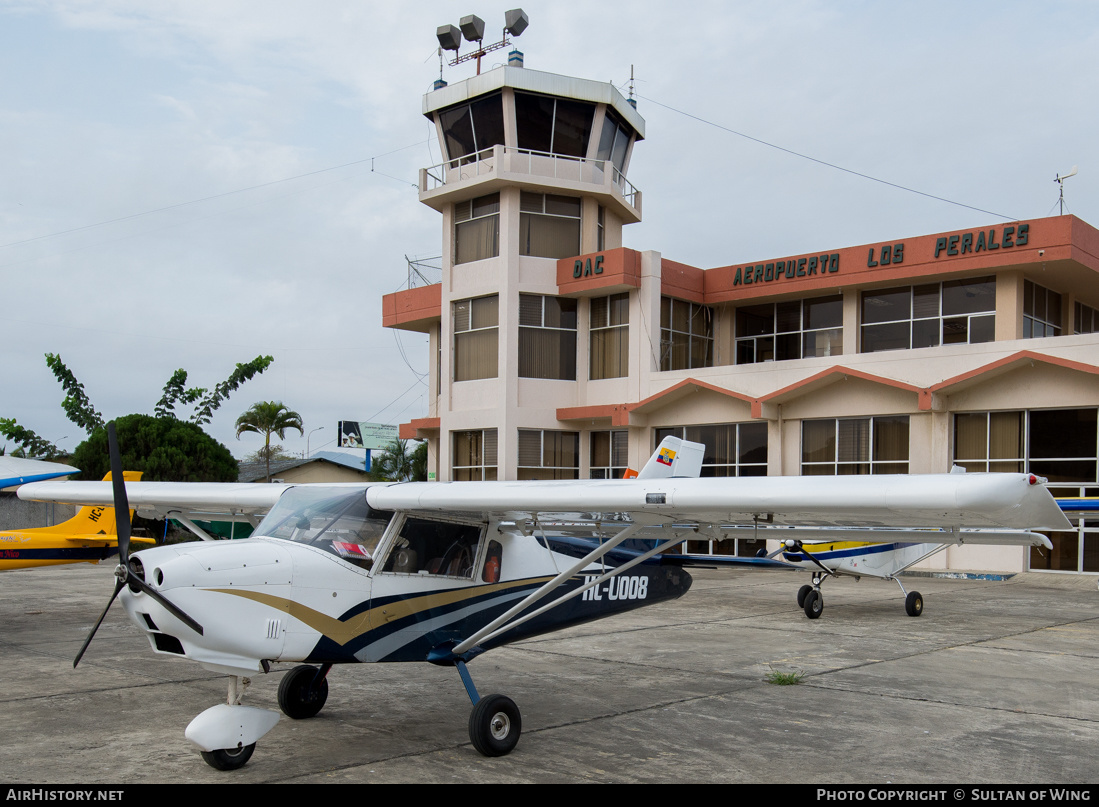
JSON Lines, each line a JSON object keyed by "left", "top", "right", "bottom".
{"left": 235, "top": 401, "right": 304, "bottom": 482}
{"left": 370, "top": 438, "right": 426, "bottom": 482}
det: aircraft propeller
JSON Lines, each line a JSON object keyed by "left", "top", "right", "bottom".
{"left": 73, "top": 422, "right": 204, "bottom": 668}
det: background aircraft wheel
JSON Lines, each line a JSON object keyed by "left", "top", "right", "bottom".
{"left": 905, "top": 591, "right": 924, "bottom": 617}
{"left": 278, "top": 665, "right": 329, "bottom": 719}
{"left": 803, "top": 589, "right": 823, "bottom": 619}
{"left": 200, "top": 743, "right": 255, "bottom": 771}
{"left": 797, "top": 584, "right": 812, "bottom": 608}
{"left": 469, "top": 694, "right": 521, "bottom": 757}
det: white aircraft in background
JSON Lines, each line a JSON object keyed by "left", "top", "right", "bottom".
{"left": 0, "top": 456, "right": 78, "bottom": 490}
{"left": 659, "top": 518, "right": 1052, "bottom": 619}
{"left": 19, "top": 428, "right": 1069, "bottom": 771}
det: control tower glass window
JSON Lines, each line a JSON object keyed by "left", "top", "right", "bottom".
{"left": 454, "top": 193, "right": 499, "bottom": 264}
{"left": 453, "top": 295, "right": 498, "bottom": 381}
{"left": 438, "top": 92, "right": 505, "bottom": 164}
{"left": 596, "top": 107, "right": 632, "bottom": 175}
{"left": 519, "top": 294, "right": 577, "bottom": 380}
{"left": 519, "top": 192, "right": 581, "bottom": 258}
{"left": 515, "top": 92, "right": 594, "bottom": 158}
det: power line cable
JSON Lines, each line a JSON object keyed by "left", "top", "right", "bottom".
{"left": 638, "top": 93, "right": 1021, "bottom": 222}
{"left": 0, "top": 139, "right": 429, "bottom": 250}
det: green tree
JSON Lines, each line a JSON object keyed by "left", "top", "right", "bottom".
{"left": 1, "top": 354, "right": 273, "bottom": 459}
{"left": 70, "top": 414, "right": 238, "bottom": 482}
{"left": 370, "top": 438, "right": 426, "bottom": 482}
{"left": 235, "top": 401, "right": 304, "bottom": 482}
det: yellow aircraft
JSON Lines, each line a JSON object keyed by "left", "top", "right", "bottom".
{"left": 0, "top": 471, "right": 152, "bottom": 570}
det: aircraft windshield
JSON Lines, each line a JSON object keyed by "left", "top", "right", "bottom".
{"left": 256, "top": 487, "right": 392, "bottom": 570}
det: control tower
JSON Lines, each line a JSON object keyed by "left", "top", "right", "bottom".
{"left": 385, "top": 30, "right": 645, "bottom": 482}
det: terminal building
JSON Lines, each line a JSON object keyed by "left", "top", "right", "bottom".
{"left": 382, "top": 57, "right": 1099, "bottom": 576}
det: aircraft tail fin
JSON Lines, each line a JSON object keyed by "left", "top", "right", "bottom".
{"left": 25, "top": 470, "right": 146, "bottom": 539}
{"left": 635, "top": 437, "right": 704, "bottom": 479}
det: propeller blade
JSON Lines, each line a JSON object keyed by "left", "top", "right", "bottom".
{"left": 74, "top": 578, "right": 124, "bottom": 668}
{"left": 107, "top": 423, "right": 131, "bottom": 565}
{"left": 74, "top": 421, "right": 204, "bottom": 668}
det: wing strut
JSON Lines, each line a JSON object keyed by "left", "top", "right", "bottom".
{"left": 453, "top": 520, "right": 683, "bottom": 656}
{"left": 168, "top": 512, "right": 217, "bottom": 542}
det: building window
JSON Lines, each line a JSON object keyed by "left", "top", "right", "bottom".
{"left": 955, "top": 408, "right": 1099, "bottom": 575}
{"left": 452, "top": 429, "right": 497, "bottom": 481}
{"left": 1075, "top": 302, "right": 1099, "bottom": 335}
{"left": 954, "top": 409, "right": 1097, "bottom": 483}
{"left": 517, "top": 429, "right": 579, "bottom": 480}
{"left": 1030, "top": 483, "right": 1099, "bottom": 573}
{"left": 590, "top": 430, "right": 628, "bottom": 479}
{"left": 597, "top": 205, "right": 606, "bottom": 251}
{"left": 801, "top": 416, "right": 910, "bottom": 475}
{"left": 660, "top": 297, "right": 714, "bottom": 371}
{"left": 519, "top": 294, "right": 577, "bottom": 380}
{"left": 654, "top": 423, "right": 767, "bottom": 477}
{"left": 454, "top": 193, "right": 499, "bottom": 265}
{"left": 438, "top": 92, "right": 504, "bottom": 163}
{"left": 860, "top": 277, "right": 995, "bottom": 353}
{"left": 515, "top": 92, "right": 594, "bottom": 158}
{"left": 453, "top": 295, "right": 498, "bottom": 381}
{"left": 519, "top": 192, "right": 581, "bottom": 259}
{"left": 1023, "top": 280, "right": 1062, "bottom": 338}
{"left": 590, "top": 292, "right": 629, "bottom": 380}
{"left": 596, "top": 107, "right": 631, "bottom": 175}
{"left": 736, "top": 295, "right": 843, "bottom": 364}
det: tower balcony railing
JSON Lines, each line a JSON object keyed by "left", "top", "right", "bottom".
{"left": 421, "top": 144, "right": 639, "bottom": 212}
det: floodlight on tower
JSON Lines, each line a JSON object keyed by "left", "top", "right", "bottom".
{"left": 435, "top": 9, "right": 528, "bottom": 76}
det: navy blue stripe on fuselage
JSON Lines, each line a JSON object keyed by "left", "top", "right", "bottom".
{"left": 782, "top": 542, "right": 900, "bottom": 562}
{"left": 305, "top": 565, "right": 693, "bottom": 665}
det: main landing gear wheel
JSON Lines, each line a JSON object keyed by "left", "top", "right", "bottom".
{"left": 905, "top": 591, "right": 924, "bottom": 617}
{"left": 278, "top": 665, "right": 329, "bottom": 719}
{"left": 797, "top": 584, "right": 813, "bottom": 608}
{"left": 469, "top": 694, "right": 522, "bottom": 757}
{"left": 200, "top": 743, "right": 255, "bottom": 771}
{"left": 803, "top": 589, "right": 824, "bottom": 619}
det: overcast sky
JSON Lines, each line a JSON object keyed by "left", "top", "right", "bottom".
{"left": 3, "top": 0, "right": 1097, "bottom": 463}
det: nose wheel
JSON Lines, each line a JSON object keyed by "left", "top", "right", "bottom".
{"left": 200, "top": 744, "right": 255, "bottom": 771}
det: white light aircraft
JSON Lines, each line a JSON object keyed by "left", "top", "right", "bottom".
{"left": 664, "top": 518, "right": 1054, "bottom": 619}
{"left": 19, "top": 427, "right": 1069, "bottom": 771}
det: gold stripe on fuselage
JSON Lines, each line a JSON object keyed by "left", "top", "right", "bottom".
{"left": 208, "top": 576, "right": 555, "bottom": 646}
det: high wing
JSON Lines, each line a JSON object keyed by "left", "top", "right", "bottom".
{"left": 364, "top": 472, "right": 1070, "bottom": 533}
{"left": 17, "top": 481, "right": 308, "bottom": 526}
{"left": 20, "top": 472, "right": 1069, "bottom": 534}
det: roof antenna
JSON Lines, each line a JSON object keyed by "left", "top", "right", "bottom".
{"left": 1055, "top": 165, "right": 1078, "bottom": 215}
{"left": 627, "top": 64, "right": 636, "bottom": 109}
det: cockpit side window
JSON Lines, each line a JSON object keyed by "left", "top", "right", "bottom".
{"left": 381, "top": 517, "right": 484, "bottom": 579}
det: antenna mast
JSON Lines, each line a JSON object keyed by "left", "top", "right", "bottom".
{"left": 1055, "top": 166, "right": 1078, "bottom": 215}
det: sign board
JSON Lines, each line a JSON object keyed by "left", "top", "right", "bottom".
{"left": 338, "top": 421, "right": 398, "bottom": 451}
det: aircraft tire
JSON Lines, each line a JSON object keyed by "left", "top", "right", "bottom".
{"left": 278, "top": 665, "right": 329, "bottom": 719}
{"left": 469, "top": 694, "right": 521, "bottom": 757}
{"left": 905, "top": 591, "right": 924, "bottom": 617}
{"left": 796, "top": 584, "right": 813, "bottom": 608}
{"left": 803, "top": 590, "right": 823, "bottom": 619}
{"left": 200, "top": 743, "right": 255, "bottom": 771}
